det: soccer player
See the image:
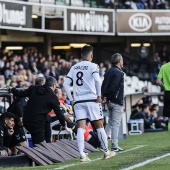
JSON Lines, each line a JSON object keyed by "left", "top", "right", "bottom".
{"left": 63, "top": 45, "right": 115, "bottom": 162}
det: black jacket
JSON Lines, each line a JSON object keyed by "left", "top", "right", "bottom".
{"left": 101, "top": 66, "right": 124, "bottom": 106}
{"left": 7, "top": 97, "right": 28, "bottom": 125}
{"left": 11, "top": 85, "right": 65, "bottom": 126}
{"left": 0, "top": 119, "right": 11, "bottom": 151}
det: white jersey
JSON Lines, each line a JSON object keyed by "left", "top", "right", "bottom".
{"left": 66, "top": 60, "right": 100, "bottom": 102}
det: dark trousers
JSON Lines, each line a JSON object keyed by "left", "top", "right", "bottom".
{"left": 24, "top": 121, "right": 46, "bottom": 145}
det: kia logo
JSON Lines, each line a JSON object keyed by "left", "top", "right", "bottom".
{"left": 128, "top": 13, "right": 152, "bottom": 32}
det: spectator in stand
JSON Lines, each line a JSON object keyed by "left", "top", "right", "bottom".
{"left": 62, "top": 91, "right": 71, "bottom": 105}
{"left": 159, "top": 45, "right": 170, "bottom": 63}
{"left": 130, "top": 104, "right": 143, "bottom": 119}
{"left": 99, "top": 63, "right": 106, "bottom": 77}
{"left": 154, "top": 0, "right": 168, "bottom": 9}
{"left": 135, "top": 0, "right": 146, "bottom": 9}
{"left": 132, "top": 104, "right": 153, "bottom": 129}
{"left": 104, "top": 0, "right": 114, "bottom": 8}
{"left": 0, "top": 55, "right": 7, "bottom": 73}
{"left": 30, "top": 61, "right": 39, "bottom": 74}
{"left": 151, "top": 104, "right": 168, "bottom": 128}
{"left": 50, "top": 88, "right": 78, "bottom": 137}
{"left": 50, "top": 65, "right": 59, "bottom": 81}
{"left": 0, "top": 112, "right": 15, "bottom": 156}
{"left": 42, "top": 61, "right": 49, "bottom": 73}
{"left": 43, "top": 68, "right": 50, "bottom": 79}
{"left": 21, "top": 54, "right": 30, "bottom": 70}
{"left": 47, "top": 55, "right": 54, "bottom": 68}
{"left": 124, "top": 0, "right": 138, "bottom": 9}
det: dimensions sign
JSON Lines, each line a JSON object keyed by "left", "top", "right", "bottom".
{"left": 0, "top": 1, "right": 32, "bottom": 27}
{"left": 117, "top": 10, "right": 170, "bottom": 35}
{"left": 67, "top": 8, "right": 115, "bottom": 35}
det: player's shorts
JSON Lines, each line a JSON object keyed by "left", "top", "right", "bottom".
{"left": 9, "top": 126, "right": 26, "bottom": 148}
{"left": 74, "top": 100, "right": 104, "bottom": 121}
{"left": 163, "top": 91, "right": 170, "bottom": 117}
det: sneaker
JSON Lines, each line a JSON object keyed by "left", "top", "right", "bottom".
{"left": 111, "top": 146, "right": 124, "bottom": 152}
{"left": 104, "top": 151, "right": 116, "bottom": 159}
{"left": 80, "top": 155, "right": 91, "bottom": 162}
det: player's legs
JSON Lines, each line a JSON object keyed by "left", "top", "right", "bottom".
{"left": 87, "top": 102, "right": 115, "bottom": 159}
{"left": 74, "top": 103, "right": 91, "bottom": 161}
{"left": 93, "top": 119, "right": 109, "bottom": 153}
{"left": 163, "top": 92, "right": 170, "bottom": 134}
{"left": 77, "top": 119, "right": 86, "bottom": 157}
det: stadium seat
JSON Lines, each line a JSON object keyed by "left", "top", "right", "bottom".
{"left": 128, "top": 119, "right": 144, "bottom": 135}
{"left": 41, "top": 0, "right": 55, "bottom": 4}
{"left": 65, "top": 0, "right": 84, "bottom": 6}
{"left": 51, "top": 120, "right": 74, "bottom": 140}
{"left": 28, "top": 0, "right": 40, "bottom": 3}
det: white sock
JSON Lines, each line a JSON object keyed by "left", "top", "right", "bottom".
{"left": 77, "top": 128, "right": 86, "bottom": 157}
{"left": 97, "top": 128, "right": 109, "bottom": 154}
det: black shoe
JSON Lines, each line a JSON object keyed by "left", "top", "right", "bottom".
{"left": 111, "top": 146, "right": 124, "bottom": 152}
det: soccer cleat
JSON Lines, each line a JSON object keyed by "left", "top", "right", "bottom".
{"left": 80, "top": 155, "right": 91, "bottom": 162}
{"left": 104, "top": 151, "right": 116, "bottom": 159}
{"left": 111, "top": 146, "right": 124, "bottom": 152}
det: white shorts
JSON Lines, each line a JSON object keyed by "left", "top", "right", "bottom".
{"left": 74, "top": 102, "right": 104, "bottom": 121}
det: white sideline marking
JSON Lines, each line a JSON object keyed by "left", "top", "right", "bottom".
{"left": 49, "top": 145, "right": 146, "bottom": 170}
{"left": 122, "top": 152, "right": 170, "bottom": 170}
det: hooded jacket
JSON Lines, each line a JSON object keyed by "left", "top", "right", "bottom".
{"left": 11, "top": 85, "right": 65, "bottom": 126}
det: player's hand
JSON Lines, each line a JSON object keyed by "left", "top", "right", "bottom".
{"left": 102, "top": 97, "right": 107, "bottom": 103}
{"left": 70, "top": 100, "right": 74, "bottom": 106}
{"left": 7, "top": 128, "right": 14, "bottom": 136}
{"left": 0, "top": 150, "right": 8, "bottom": 156}
{"left": 97, "top": 96, "right": 102, "bottom": 103}
{"left": 7, "top": 148, "right": 12, "bottom": 156}
{"left": 64, "top": 113, "right": 72, "bottom": 123}
{"left": 61, "top": 125, "right": 66, "bottom": 130}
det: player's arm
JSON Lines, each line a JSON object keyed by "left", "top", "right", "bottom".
{"left": 63, "top": 76, "right": 73, "bottom": 102}
{"left": 92, "top": 72, "right": 102, "bottom": 103}
{"left": 156, "top": 77, "right": 164, "bottom": 89}
{"left": 11, "top": 85, "right": 34, "bottom": 97}
{"left": 156, "top": 66, "right": 164, "bottom": 89}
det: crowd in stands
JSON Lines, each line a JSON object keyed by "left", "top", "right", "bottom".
{"left": 130, "top": 95, "right": 168, "bottom": 130}
{"left": 14, "top": 0, "right": 170, "bottom": 9}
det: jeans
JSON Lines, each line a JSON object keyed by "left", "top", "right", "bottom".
{"left": 105, "top": 102, "right": 123, "bottom": 148}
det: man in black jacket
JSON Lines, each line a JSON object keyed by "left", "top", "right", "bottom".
{"left": 0, "top": 112, "right": 15, "bottom": 156}
{"left": 8, "top": 77, "right": 46, "bottom": 154}
{"left": 102, "top": 53, "right": 124, "bottom": 152}
{"left": 11, "top": 76, "right": 69, "bottom": 145}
